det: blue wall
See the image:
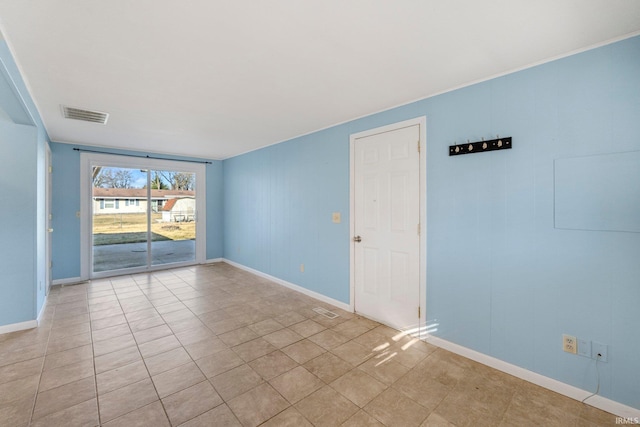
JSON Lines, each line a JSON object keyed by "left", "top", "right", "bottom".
{"left": 50, "top": 142, "right": 224, "bottom": 280}
{"left": 0, "top": 41, "right": 49, "bottom": 325}
{"left": 0, "top": 119, "right": 38, "bottom": 325}
{"left": 224, "top": 125, "right": 351, "bottom": 301}
{"left": 223, "top": 36, "right": 640, "bottom": 409}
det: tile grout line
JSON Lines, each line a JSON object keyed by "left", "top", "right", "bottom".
{"left": 91, "top": 276, "right": 160, "bottom": 424}
{"left": 26, "top": 302, "right": 53, "bottom": 426}
{"left": 156, "top": 270, "right": 249, "bottom": 426}
{"left": 102, "top": 270, "right": 228, "bottom": 425}
{"left": 27, "top": 286, "right": 96, "bottom": 425}
{"left": 106, "top": 275, "right": 169, "bottom": 425}
{"left": 159, "top": 282, "right": 225, "bottom": 426}
{"left": 132, "top": 276, "right": 186, "bottom": 426}
{"left": 90, "top": 278, "right": 113, "bottom": 427}
{"left": 147, "top": 268, "right": 296, "bottom": 425}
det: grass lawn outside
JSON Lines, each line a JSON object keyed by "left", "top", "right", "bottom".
{"left": 93, "top": 213, "right": 196, "bottom": 245}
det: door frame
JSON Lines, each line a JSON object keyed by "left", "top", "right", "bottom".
{"left": 349, "top": 116, "right": 427, "bottom": 337}
{"left": 45, "top": 144, "right": 52, "bottom": 295}
{"left": 80, "top": 152, "right": 206, "bottom": 279}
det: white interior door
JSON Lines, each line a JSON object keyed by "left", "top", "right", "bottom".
{"left": 353, "top": 124, "right": 421, "bottom": 330}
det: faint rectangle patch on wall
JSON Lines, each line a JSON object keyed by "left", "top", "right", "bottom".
{"left": 554, "top": 151, "right": 640, "bottom": 233}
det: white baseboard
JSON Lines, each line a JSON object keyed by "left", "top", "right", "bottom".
{"left": 222, "top": 259, "right": 351, "bottom": 312}
{"left": 36, "top": 295, "right": 48, "bottom": 325}
{"left": 204, "top": 258, "right": 223, "bottom": 264}
{"left": 0, "top": 295, "right": 48, "bottom": 335}
{"left": 0, "top": 319, "right": 38, "bottom": 335}
{"left": 426, "top": 335, "right": 640, "bottom": 419}
{"left": 52, "top": 277, "right": 86, "bottom": 286}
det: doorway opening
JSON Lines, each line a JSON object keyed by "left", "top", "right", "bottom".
{"left": 81, "top": 153, "right": 206, "bottom": 278}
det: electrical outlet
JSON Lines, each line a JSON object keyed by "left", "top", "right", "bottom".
{"left": 563, "top": 334, "right": 577, "bottom": 354}
{"left": 300, "top": 264, "right": 305, "bottom": 273}
{"left": 332, "top": 212, "right": 341, "bottom": 223}
{"left": 592, "top": 342, "right": 608, "bottom": 363}
{"left": 577, "top": 338, "right": 591, "bottom": 358}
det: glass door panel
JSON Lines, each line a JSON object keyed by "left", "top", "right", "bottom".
{"left": 92, "top": 166, "right": 149, "bottom": 273}
{"left": 150, "top": 170, "right": 196, "bottom": 266}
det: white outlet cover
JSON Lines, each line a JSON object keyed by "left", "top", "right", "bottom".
{"left": 577, "top": 338, "right": 591, "bottom": 358}
{"left": 592, "top": 342, "right": 608, "bottom": 362}
{"left": 563, "top": 334, "right": 577, "bottom": 354}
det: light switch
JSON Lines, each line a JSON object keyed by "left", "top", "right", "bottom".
{"left": 332, "top": 212, "right": 341, "bottom": 223}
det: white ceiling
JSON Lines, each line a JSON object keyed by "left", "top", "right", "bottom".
{"left": 1, "top": 1, "right": 639, "bottom": 160}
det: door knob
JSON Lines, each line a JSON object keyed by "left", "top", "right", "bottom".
{"left": 48, "top": 228, "right": 54, "bottom": 233}
{"left": 353, "top": 236, "right": 362, "bottom": 243}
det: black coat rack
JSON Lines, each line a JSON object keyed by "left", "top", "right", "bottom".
{"left": 449, "top": 137, "right": 512, "bottom": 156}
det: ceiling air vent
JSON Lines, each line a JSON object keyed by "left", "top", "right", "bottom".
{"left": 62, "top": 105, "right": 109, "bottom": 125}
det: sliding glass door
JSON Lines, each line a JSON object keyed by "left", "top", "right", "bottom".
{"left": 92, "top": 166, "right": 150, "bottom": 272}
{"left": 150, "top": 169, "right": 196, "bottom": 267}
{"left": 82, "top": 153, "right": 206, "bottom": 278}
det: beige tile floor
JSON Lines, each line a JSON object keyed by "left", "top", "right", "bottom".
{"left": 0, "top": 263, "right": 616, "bottom": 426}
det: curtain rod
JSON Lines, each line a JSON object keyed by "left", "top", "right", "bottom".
{"left": 72, "top": 147, "right": 212, "bottom": 164}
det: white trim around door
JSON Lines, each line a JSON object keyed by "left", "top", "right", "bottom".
{"left": 349, "top": 116, "right": 427, "bottom": 338}
{"left": 45, "top": 144, "right": 52, "bottom": 296}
